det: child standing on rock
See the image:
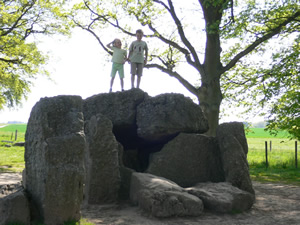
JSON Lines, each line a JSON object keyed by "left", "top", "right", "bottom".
{"left": 107, "top": 38, "right": 127, "bottom": 92}
{"left": 128, "top": 29, "right": 148, "bottom": 89}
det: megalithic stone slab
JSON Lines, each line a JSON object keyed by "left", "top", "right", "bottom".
{"left": 0, "top": 189, "right": 30, "bottom": 225}
{"left": 83, "top": 88, "right": 148, "bottom": 128}
{"left": 136, "top": 93, "right": 208, "bottom": 143}
{"left": 147, "top": 133, "right": 225, "bottom": 187}
{"left": 130, "top": 172, "right": 203, "bottom": 217}
{"left": 25, "top": 95, "right": 85, "bottom": 225}
{"left": 217, "top": 122, "right": 255, "bottom": 195}
{"left": 84, "top": 114, "right": 121, "bottom": 204}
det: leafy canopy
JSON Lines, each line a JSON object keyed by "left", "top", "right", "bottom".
{"left": 222, "top": 1, "right": 300, "bottom": 140}
{"left": 0, "top": 0, "right": 71, "bottom": 109}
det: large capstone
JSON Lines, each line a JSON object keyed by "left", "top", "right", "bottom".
{"left": 136, "top": 93, "right": 208, "bottom": 143}
{"left": 83, "top": 88, "right": 148, "bottom": 149}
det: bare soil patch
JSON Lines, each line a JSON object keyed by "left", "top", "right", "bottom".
{"left": 81, "top": 181, "right": 300, "bottom": 225}
{"left": 1, "top": 174, "right": 300, "bottom": 225}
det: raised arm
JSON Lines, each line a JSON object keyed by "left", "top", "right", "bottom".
{"left": 106, "top": 40, "right": 114, "bottom": 49}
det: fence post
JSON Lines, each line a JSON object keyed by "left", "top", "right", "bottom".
{"left": 15, "top": 130, "right": 18, "bottom": 141}
{"left": 265, "top": 141, "right": 268, "bottom": 168}
{"left": 270, "top": 140, "right": 272, "bottom": 152}
{"left": 296, "top": 141, "right": 298, "bottom": 169}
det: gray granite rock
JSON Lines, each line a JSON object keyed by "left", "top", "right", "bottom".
{"left": 130, "top": 172, "right": 203, "bottom": 217}
{"left": 186, "top": 182, "right": 255, "bottom": 213}
{"left": 84, "top": 114, "right": 121, "bottom": 204}
{"left": 0, "top": 189, "right": 30, "bottom": 225}
{"left": 136, "top": 93, "right": 208, "bottom": 142}
{"left": 147, "top": 133, "right": 225, "bottom": 187}
{"left": 217, "top": 122, "right": 255, "bottom": 194}
{"left": 25, "top": 95, "right": 85, "bottom": 225}
{"left": 138, "top": 189, "right": 203, "bottom": 217}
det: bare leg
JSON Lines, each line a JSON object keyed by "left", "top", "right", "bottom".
{"left": 136, "top": 76, "right": 141, "bottom": 89}
{"left": 131, "top": 74, "right": 135, "bottom": 88}
{"left": 120, "top": 78, "right": 124, "bottom": 90}
{"left": 110, "top": 77, "right": 115, "bottom": 92}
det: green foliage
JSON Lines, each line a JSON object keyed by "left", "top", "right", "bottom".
{"left": 0, "top": 0, "right": 71, "bottom": 109}
{"left": 223, "top": 34, "right": 300, "bottom": 140}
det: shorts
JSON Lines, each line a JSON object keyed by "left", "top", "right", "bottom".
{"left": 111, "top": 63, "right": 124, "bottom": 78}
{"left": 130, "top": 62, "right": 144, "bottom": 76}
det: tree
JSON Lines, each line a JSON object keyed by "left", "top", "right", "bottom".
{"left": 0, "top": 0, "right": 70, "bottom": 109}
{"left": 224, "top": 35, "right": 299, "bottom": 140}
{"left": 69, "top": 0, "right": 300, "bottom": 136}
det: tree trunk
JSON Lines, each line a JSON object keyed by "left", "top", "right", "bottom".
{"left": 198, "top": 78, "right": 223, "bottom": 137}
{"left": 197, "top": 1, "right": 224, "bottom": 136}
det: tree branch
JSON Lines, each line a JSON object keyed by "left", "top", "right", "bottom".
{"left": 1, "top": 0, "right": 36, "bottom": 37}
{"left": 73, "top": 19, "right": 112, "bottom": 56}
{"left": 222, "top": 10, "right": 300, "bottom": 74}
{"left": 0, "top": 57, "right": 21, "bottom": 64}
{"left": 83, "top": 0, "right": 136, "bottom": 37}
{"left": 145, "top": 63, "right": 198, "bottom": 96}
{"left": 153, "top": 0, "right": 204, "bottom": 74}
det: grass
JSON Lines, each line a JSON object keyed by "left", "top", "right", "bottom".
{"left": 0, "top": 124, "right": 26, "bottom": 172}
{"left": 7, "top": 218, "right": 94, "bottom": 225}
{"left": 246, "top": 127, "right": 290, "bottom": 138}
{"left": 246, "top": 128, "right": 300, "bottom": 186}
{"left": 0, "top": 147, "right": 25, "bottom": 172}
{"left": 0, "top": 124, "right": 26, "bottom": 143}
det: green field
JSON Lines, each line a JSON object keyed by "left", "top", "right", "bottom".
{"left": 0, "top": 124, "right": 26, "bottom": 143}
{"left": 246, "top": 127, "right": 290, "bottom": 138}
{"left": 0, "top": 125, "right": 299, "bottom": 185}
{"left": 0, "top": 124, "right": 27, "bottom": 172}
{"left": 246, "top": 128, "right": 299, "bottom": 185}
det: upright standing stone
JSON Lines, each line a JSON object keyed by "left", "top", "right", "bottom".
{"left": 25, "top": 96, "right": 85, "bottom": 225}
{"left": 84, "top": 114, "right": 121, "bottom": 204}
{"left": 217, "top": 122, "right": 255, "bottom": 194}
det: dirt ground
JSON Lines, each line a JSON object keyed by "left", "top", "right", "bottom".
{"left": 1, "top": 173, "right": 300, "bottom": 225}
{"left": 81, "top": 181, "right": 300, "bottom": 225}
